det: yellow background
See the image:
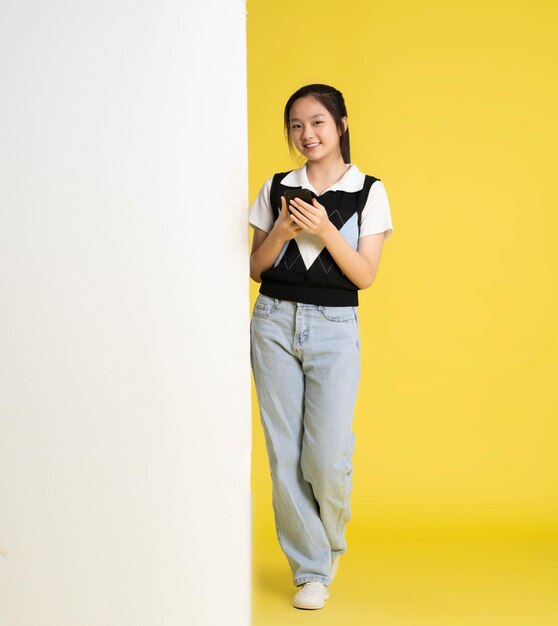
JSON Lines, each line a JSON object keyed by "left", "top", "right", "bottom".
{"left": 248, "top": 1, "right": 557, "bottom": 623}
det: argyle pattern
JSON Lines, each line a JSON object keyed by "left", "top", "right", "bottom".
{"left": 258, "top": 170, "right": 379, "bottom": 306}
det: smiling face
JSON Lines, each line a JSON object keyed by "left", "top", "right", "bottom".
{"left": 288, "top": 95, "right": 347, "bottom": 163}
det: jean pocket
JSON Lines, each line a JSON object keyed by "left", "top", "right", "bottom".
{"left": 252, "top": 295, "right": 279, "bottom": 319}
{"left": 319, "top": 305, "right": 356, "bottom": 322}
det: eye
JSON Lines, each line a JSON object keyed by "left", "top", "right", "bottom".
{"left": 313, "top": 120, "right": 323, "bottom": 125}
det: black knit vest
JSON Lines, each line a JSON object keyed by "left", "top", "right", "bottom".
{"left": 258, "top": 170, "right": 379, "bottom": 306}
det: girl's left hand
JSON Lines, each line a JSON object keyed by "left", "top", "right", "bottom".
{"left": 288, "top": 197, "right": 332, "bottom": 240}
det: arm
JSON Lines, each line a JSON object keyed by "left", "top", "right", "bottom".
{"left": 288, "top": 196, "right": 386, "bottom": 290}
{"left": 322, "top": 226, "right": 385, "bottom": 289}
{"left": 250, "top": 195, "right": 302, "bottom": 283}
{"left": 249, "top": 227, "right": 284, "bottom": 283}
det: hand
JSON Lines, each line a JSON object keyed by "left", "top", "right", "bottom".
{"left": 271, "top": 195, "right": 303, "bottom": 242}
{"left": 288, "top": 196, "right": 333, "bottom": 240}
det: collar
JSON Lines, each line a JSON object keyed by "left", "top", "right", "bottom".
{"left": 280, "top": 162, "right": 365, "bottom": 195}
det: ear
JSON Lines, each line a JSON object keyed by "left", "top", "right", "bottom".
{"left": 341, "top": 116, "right": 348, "bottom": 134}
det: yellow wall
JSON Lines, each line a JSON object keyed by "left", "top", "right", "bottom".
{"left": 248, "top": 0, "right": 558, "bottom": 536}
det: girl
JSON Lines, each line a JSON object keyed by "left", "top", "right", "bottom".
{"left": 248, "top": 84, "right": 394, "bottom": 610}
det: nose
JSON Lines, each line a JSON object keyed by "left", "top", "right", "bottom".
{"left": 301, "top": 124, "right": 315, "bottom": 141}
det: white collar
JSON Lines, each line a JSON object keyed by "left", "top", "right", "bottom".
{"left": 280, "top": 162, "right": 365, "bottom": 195}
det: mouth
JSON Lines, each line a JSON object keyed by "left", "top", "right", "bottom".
{"left": 304, "top": 142, "right": 320, "bottom": 150}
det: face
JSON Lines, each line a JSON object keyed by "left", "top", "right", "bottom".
{"left": 288, "top": 96, "right": 347, "bottom": 163}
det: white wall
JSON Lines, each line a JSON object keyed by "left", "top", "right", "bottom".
{"left": 0, "top": 2, "right": 250, "bottom": 625}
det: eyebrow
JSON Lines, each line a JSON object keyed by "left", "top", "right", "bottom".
{"left": 289, "top": 113, "right": 326, "bottom": 122}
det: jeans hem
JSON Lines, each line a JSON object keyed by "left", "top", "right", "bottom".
{"left": 294, "top": 575, "right": 331, "bottom": 587}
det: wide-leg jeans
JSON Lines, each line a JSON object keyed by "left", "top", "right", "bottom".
{"left": 250, "top": 293, "right": 360, "bottom": 586}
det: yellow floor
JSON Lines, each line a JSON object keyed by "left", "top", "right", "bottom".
{"left": 252, "top": 519, "right": 558, "bottom": 625}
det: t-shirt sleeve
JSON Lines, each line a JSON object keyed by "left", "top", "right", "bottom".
{"left": 248, "top": 176, "right": 274, "bottom": 233}
{"left": 359, "top": 180, "right": 394, "bottom": 240}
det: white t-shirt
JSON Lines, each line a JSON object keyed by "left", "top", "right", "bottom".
{"left": 248, "top": 162, "right": 394, "bottom": 239}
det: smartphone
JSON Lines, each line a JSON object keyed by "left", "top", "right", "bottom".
{"left": 284, "top": 188, "right": 313, "bottom": 214}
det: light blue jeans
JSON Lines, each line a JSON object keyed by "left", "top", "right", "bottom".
{"left": 250, "top": 293, "right": 360, "bottom": 586}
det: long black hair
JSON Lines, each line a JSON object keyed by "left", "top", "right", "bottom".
{"left": 283, "top": 84, "right": 351, "bottom": 163}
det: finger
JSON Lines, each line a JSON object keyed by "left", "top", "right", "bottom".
{"left": 289, "top": 201, "right": 310, "bottom": 218}
{"left": 291, "top": 198, "right": 316, "bottom": 213}
{"left": 290, "top": 205, "right": 316, "bottom": 227}
{"left": 312, "top": 198, "right": 323, "bottom": 208}
{"left": 289, "top": 217, "right": 302, "bottom": 232}
{"left": 289, "top": 211, "right": 310, "bottom": 229}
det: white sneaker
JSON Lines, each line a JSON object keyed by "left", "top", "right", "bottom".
{"left": 293, "top": 581, "right": 330, "bottom": 609}
{"left": 330, "top": 555, "right": 340, "bottom": 582}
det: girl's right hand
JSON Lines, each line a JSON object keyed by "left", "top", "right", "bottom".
{"left": 271, "top": 195, "right": 303, "bottom": 241}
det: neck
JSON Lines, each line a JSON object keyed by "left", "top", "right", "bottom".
{"left": 305, "top": 153, "right": 348, "bottom": 184}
